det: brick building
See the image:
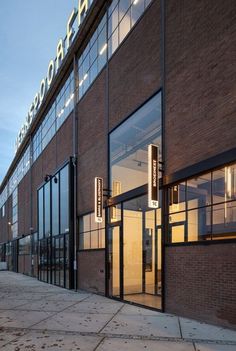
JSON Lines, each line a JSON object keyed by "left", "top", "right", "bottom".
{"left": 0, "top": 0, "right": 235, "bottom": 329}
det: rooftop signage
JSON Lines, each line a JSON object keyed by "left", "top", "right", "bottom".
{"left": 15, "top": 0, "right": 93, "bottom": 153}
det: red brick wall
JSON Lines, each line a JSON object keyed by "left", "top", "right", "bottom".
{"left": 18, "top": 172, "right": 31, "bottom": 236}
{"left": 31, "top": 156, "right": 43, "bottom": 232}
{"left": 0, "top": 195, "right": 12, "bottom": 243}
{"left": 77, "top": 250, "right": 105, "bottom": 294}
{"left": 165, "top": 243, "right": 236, "bottom": 329}
{"left": 56, "top": 113, "right": 73, "bottom": 166}
{"left": 165, "top": 0, "right": 236, "bottom": 176}
{"left": 77, "top": 71, "right": 107, "bottom": 215}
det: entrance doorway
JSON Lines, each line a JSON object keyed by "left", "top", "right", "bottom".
{"left": 107, "top": 194, "right": 162, "bottom": 310}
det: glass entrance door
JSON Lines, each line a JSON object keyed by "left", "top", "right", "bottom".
{"left": 108, "top": 225, "right": 122, "bottom": 299}
{"left": 107, "top": 194, "right": 162, "bottom": 310}
{"left": 123, "top": 196, "right": 162, "bottom": 309}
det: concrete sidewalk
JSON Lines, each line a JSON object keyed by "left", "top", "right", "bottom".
{"left": 0, "top": 272, "right": 235, "bottom": 350}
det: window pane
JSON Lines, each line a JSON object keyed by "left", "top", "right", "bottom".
{"left": 213, "top": 166, "right": 236, "bottom": 203}
{"left": 131, "top": 0, "right": 145, "bottom": 26}
{"left": 212, "top": 201, "right": 236, "bottom": 239}
{"left": 90, "top": 40, "right": 97, "bottom": 66}
{"left": 108, "top": 28, "right": 119, "bottom": 58}
{"left": 169, "top": 182, "right": 186, "bottom": 213}
{"left": 44, "top": 181, "right": 51, "bottom": 237}
{"left": 79, "top": 214, "right": 90, "bottom": 233}
{"left": 119, "top": 9, "right": 131, "bottom": 43}
{"left": 38, "top": 188, "right": 44, "bottom": 239}
{"left": 169, "top": 212, "right": 186, "bottom": 243}
{"left": 187, "top": 174, "right": 211, "bottom": 210}
{"left": 108, "top": 5, "right": 119, "bottom": 37}
{"left": 52, "top": 174, "right": 59, "bottom": 236}
{"left": 90, "top": 60, "right": 98, "bottom": 84}
{"left": 119, "top": 0, "right": 131, "bottom": 20}
{"left": 99, "top": 228, "right": 105, "bottom": 248}
{"left": 91, "top": 230, "right": 99, "bottom": 249}
{"left": 90, "top": 212, "right": 99, "bottom": 231}
{"left": 108, "top": 0, "right": 118, "bottom": 17}
{"left": 80, "top": 232, "right": 91, "bottom": 250}
{"left": 212, "top": 168, "right": 225, "bottom": 204}
{"left": 79, "top": 211, "right": 105, "bottom": 250}
{"left": 188, "top": 207, "right": 211, "bottom": 241}
{"left": 60, "top": 165, "right": 69, "bottom": 234}
{"left": 110, "top": 92, "right": 162, "bottom": 195}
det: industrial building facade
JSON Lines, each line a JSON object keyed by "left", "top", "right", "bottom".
{"left": 0, "top": 0, "right": 236, "bottom": 329}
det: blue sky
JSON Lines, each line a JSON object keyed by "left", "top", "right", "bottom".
{"left": 0, "top": 0, "right": 77, "bottom": 184}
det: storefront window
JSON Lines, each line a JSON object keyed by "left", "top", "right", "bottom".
{"left": 60, "top": 165, "right": 69, "bottom": 234}
{"left": 44, "top": 182, "right": 51, "bottom": 237}
{"left": 38, "top": 188, "right": 44, "bottom": 239}
{"left": 38, "top": 163, "right": 70, "bottom": 238}
{"left": 11, "top": 188, "right": 18, "bottom": 238}
{"left": 78, "top": 14, "right": 107, "bottom": 99}
{"left": 168, "top": 164, "right": 236, "bottom": 242}
{"left": 110, "top": 92, "right": 162, "bottom": 196}
{"left": 79, "top": 211, "right": 105, "bottom": 250}
{"left": 52, "top": 174, "right": 59, "bottom": 236}
{"left": 108, "top": 0, "right": 153, "bottom": 58}
{"left": 187, "top": 174, "right": 211, "bottom": 209}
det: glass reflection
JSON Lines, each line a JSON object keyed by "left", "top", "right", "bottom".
{"left": 110, "top": 93, "right": 162, "bottom": 196}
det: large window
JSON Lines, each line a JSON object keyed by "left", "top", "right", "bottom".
{"left": 52, "top": 174, "right": 59, "bottom": 236}
{"left": 108, "top": 0, "right": 152, "bottom": 58}
{"left": 38, "top": 164, "right": 70, "bottom": 238}
{"left": 60, "top": 166, "right": 69, "bottom": 234}
{"left": 77, "top": 0, "right": 153, "bottom": 99}
{"left": 168, "top": 164, "right": 236, "bottom": 242}
{"left": 32, "top": 71, "right": 74, "bottom": 163}
{"left": 8, "top": 146, "right": 30, "bottom": 196}
{"left": 44, "top": 182, "right": 51, "bottom": 237}
{"left": 42, "top": 103, "right": 56, "bottom": 151}
{"left": 11, "top": 188, "right": 18, "bottom": 238}
{"left": 38, "top": 164, "right": 70, "bottom": 288}
{"left": 79, "top": 211, "right": 105, "bottom": 250}
{"left": 38, "top": 187, "right": 44, "bottom": 239}
{"left": 110, "top": 92, "right": 162, "bottom": 196}
{"left": 78, "top": 14, "right": 107, "bottom": 98}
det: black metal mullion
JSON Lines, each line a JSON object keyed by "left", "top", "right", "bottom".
{"left": 50, "top": 179, "right": 52, "bottom": 284}
{"left": 154, "top": 212, "right": 158, "bottom": 296}
{"left": 105, "top": 207, "right": 109, "bottom": 297}
{"left": 69, "top": 160, "right": 74, "bottom": 290}
{"left": 120, "top": 203, "right": 124, "bottom": 300}
{"left": 185, "top": 181, "right": 188, "bottom": 242}
{"left": 142, "top": 210, "right": 146, "bottom": 294}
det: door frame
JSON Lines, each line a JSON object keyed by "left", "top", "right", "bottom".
{"left": 105, "top": 196, "right": 163, "bottom": 311}
{"left": 106, "top": 219, "right": 123, "bottom": 300}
